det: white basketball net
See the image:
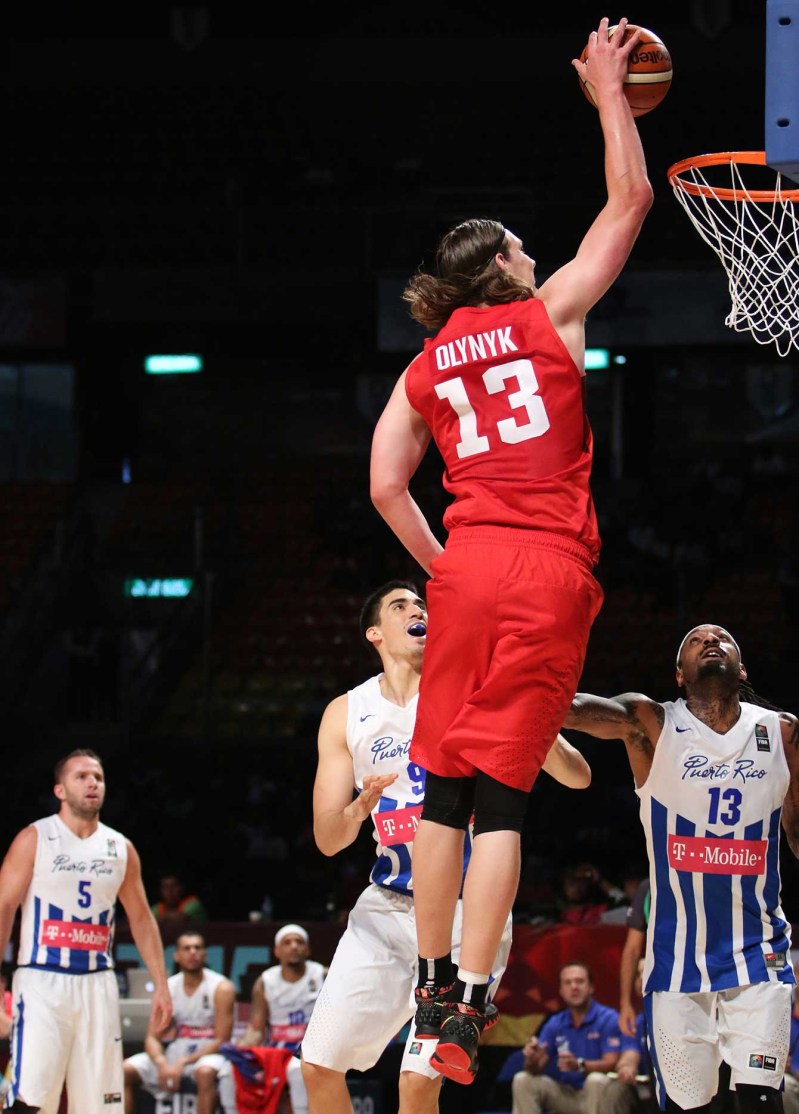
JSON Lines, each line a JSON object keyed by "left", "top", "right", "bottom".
{"left": 669, "top": 153, "right": 799, "bottom": 356}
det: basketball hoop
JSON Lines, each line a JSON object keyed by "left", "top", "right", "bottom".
{"left": 668, "top": 151, "right": 799, "bottom": 356}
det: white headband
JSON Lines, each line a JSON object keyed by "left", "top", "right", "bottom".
{"left": 676, "top": 625, "right": 740, "bottom": 668}
{"left": 274, "top": 924, "right": 309, "bottom": 947}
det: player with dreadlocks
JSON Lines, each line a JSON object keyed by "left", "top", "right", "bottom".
{"left": 563, "top": 624, "right": 799, "bottom": 1114}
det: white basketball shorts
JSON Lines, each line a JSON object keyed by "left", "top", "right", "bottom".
{"left": 647, "top": 982, "right": 793, "bottom": 1109}
{"left": 8, "top": 966, "right": 123, "bottom": 1114}
{"left": 125, "top": 1049, "right": 227, "bottom": 1092}
{"left": 300, "top": 883, "right": 512, "bottom": 1077}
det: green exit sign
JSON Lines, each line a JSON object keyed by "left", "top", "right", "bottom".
{"left": 144, "top": 354, "right": 203, "bottom": 374}
{"left": 124, "top": 578, "right": 194, "bottom": 599}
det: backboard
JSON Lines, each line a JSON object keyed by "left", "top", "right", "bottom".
{"left": 766, "top": 0, "right": 799, "bottom": 183}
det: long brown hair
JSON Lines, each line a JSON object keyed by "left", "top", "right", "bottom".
{"left": 403, "top": 218, "right": 533, "bottom": 331}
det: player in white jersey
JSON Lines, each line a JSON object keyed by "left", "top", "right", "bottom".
{"left": 0, "top": 748, "right": 171, "bottom": 1114}
{"left": 123, "top": 931, "right": 236, "bottom": 1114}
{"left": 301, "top": 580, "right": 594, "bottom": 1114}
{"left": 564, "top": 624, "right": 799, "bottom": 1114}
{"left": 238, "top": 923, "right": 326, "bottom": 1114}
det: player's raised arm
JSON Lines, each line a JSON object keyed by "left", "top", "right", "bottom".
{"left": 369, "top": 369, "right": 442, "bottom": 577}
{"left": 565, "top": 692, "right": 663, "bottom": 786}
{"left": 566, "top": 692, "right": 660, "bottom": 740}
{"left": 542, "top": 733, "right": 591, "bottom": 788}
{"left": 539, "top": 17, "right": 653, "bottom": 338}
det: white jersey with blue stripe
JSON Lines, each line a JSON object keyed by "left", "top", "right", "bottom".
{"left": 347, "top": 674, "right": 473, "bottom": 896}
{"left": 17, "top": 814, "right": 128, "bottom": 974}
{"left": 638, "top": 699, "right": 794, "bottom": 993}
{"left": 347, "top": 675, "right": 424, "bottom": 895}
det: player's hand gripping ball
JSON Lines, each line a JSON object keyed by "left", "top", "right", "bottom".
{"left": 578, "top": 23, "right": 672, "bottom": 117}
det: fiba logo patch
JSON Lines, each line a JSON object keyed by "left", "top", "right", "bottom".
{"left": 409, "top": 1041, "right": 423, "bottom": 1055}
{"left": 755, "top": 725, "right": 770, "bottom": 752}
{"left": 748, "top": 1054, "right": 777, "bottom": 1071}
{"left": 103, "top": 1094, "right": 122, "bottom": 1104}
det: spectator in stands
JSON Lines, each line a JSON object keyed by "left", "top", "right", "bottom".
{"left": 512, "top": 961, "right": 621, "bottom": 1114}
{"left": 123, "top": 931, "right": 236, "bottom": 1114}
{"left": 556, "top": 863, "right": 627, "bottom": 927}
{"left": 598, "top": 959, "right": 654, "bottom": 1114}
{"left": 238, "top": 923, "right": 326, "bottom": 1114}
{"left": 63, "top": 622, "right": 101, "bottom": 722}
{"left": 599, "top": 864, "right": 647, "bottom": 925}
{"left": 151, "top": 872, "right": 208, "bottom": 926}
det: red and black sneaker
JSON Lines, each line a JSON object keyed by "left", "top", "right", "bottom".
{"left": 413, "top": 983, "right": 455, "bottom": 1039}
{"left": 484, "top": 1000, "right": 500, "bottom": 1032}
{"left": 430, "top": 1001, "right": 488, "bottom": 1084}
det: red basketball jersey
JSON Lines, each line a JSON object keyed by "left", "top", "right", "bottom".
{"left": 404, "top": 298, "right": 600, "bottom": 562}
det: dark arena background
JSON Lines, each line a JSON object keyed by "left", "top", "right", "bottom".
{"left": 2, "top": 3, "right": 798, "bottom": 1112}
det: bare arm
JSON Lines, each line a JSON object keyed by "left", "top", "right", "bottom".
{"left": 521, "top": 1034, "right": 550, "bottom": 1075}
{"left": 615, "top": 1048, "right": 643, "bottom": 1084}
{"left": 369, "top": 369, "right": 443, "bottom": 577}
{"left": 780, "top": 713, "right": 799, "bottom": 857}
{"left": 565, "top": 692, "right": 663, "bottom": 788}
{"left": 538, "top": 18, "right": 653, "bottom": 363}
{"left": 313, "top": 693, "right": 399, "bottom": 856}
{"left": 0, "top": 826, "right": 36, "bottom": 962}
{"left": 118, "top": 841, "right": 172, "bottom": 1034}
{"left": 618, "top": 926, "right": 645, "bottom": 1037}
{"left": 240, "top": 976, "right": 268, "bottom": 1045}
{"left": 143, "top": 1025, "right": 171, "bottom": 1072}
{"left": 559, "top": 1045, "right": 620, "bottom": 1075}
{"left": 541, "top": 734, "right": 591, "bottom": 789}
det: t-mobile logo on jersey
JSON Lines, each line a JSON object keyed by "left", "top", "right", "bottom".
{"left": 42, "top": 919, "right": 110, "bottom": 951}
{"left": 374, "top": 805, "right": 424, "bottom": 846}
{"left": 668, "top": 834, "right": 767, "bottom": 874}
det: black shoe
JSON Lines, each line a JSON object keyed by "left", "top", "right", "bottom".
{"left": 413, "top": 982, "right": 455, "bottom": 1039}
{"left": 430, "top": 1001, "right": 487, "bottom": 1084}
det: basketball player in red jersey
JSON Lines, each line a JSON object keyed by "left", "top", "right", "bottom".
{"left": 369, "top": 16, "right": 653, "bottom": 1086}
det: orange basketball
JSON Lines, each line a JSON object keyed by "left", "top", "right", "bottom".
{"left": 578, "top": 24, "right": 672, "bottom": 117}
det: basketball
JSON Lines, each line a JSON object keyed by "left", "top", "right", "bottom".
{"left": 578, "top": 24, "right": 672, "bottom": 117}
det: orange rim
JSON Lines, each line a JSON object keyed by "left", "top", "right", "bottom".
{"left": 667, "top": 151, "right": 799, "bottom": 202}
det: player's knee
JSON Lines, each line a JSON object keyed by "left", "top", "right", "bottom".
{"left": 420, "top": 772, "right": 474, "bottom": 830}
{"left": 512, "top": 1069, "right": 541, "bottom": 1095}
{"left": 122, "top": 1060, "right": 142, "bottom": 1085}
{"left": 472, "top": 772, "right": 528, "bottom": 835}
{"left": 300, "top": 1057, "right": 340, "bottom": 1092}
{"left": 194, "top": 1064, "right": 216, "bottom": 1090}
{"left": 399, "top": 1069, "right": 440, "bottom": 1114}
{"left": 734, "top": 1084, "right": 784, "bottom": 1114}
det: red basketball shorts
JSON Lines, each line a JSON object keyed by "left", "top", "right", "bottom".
{"left": 410, "top": 527, "right": 603, "bottom": 793}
